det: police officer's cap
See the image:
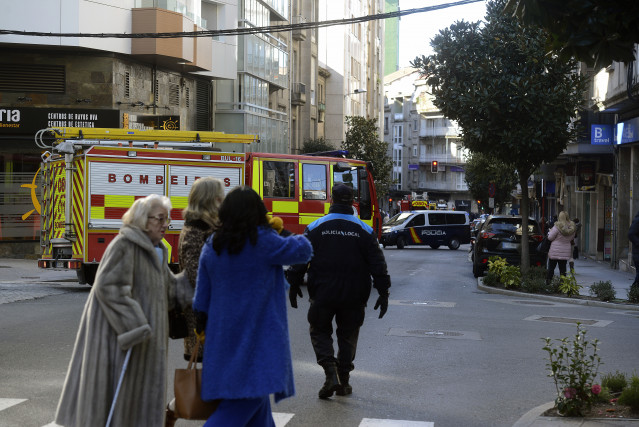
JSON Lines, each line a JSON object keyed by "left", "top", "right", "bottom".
{"left": 332, "top": 183, "right": 354, "bottom": 204}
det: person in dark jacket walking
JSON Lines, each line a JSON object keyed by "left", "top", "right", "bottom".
{"left": 628, "top": 210, "right": 639, "bottom": 286}
{"left": 286, "top": 183, "right": 391, "bottom": 399}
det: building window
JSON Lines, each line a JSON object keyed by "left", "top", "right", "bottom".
{"left": 0, "top": 154, "right": 42, "bottom": 241}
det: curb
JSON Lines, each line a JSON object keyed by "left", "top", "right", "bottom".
{"left": 477, "top": 279, "right": 639, "bottom": 311}
{"left": 512, "top": 402, "right": 554, "bottom": 427}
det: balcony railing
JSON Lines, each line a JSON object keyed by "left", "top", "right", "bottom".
{"left": 419, "top": 126, "right": 461, "bottom": 138}
{"left": 418, "top": 153, "right": 466, "bottom": 164}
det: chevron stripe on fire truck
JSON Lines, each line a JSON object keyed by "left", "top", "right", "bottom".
{"left": 72, "top": 158, "right": 84, "bottom": 257}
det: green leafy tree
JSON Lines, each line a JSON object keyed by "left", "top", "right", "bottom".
{"left": 341, "top": 116, "right": 394, "bottom": 199}
{"left": 300, "top": 137, "right": 334, "bottom": 154}
{"left": 411, "top": 0, "right": 585, "bottom": 271}
{"left": 504, "top": 0, "right": 639, "bottom": 69}
{"left": 464, "top": 152, "right": 518, "bottom": 211}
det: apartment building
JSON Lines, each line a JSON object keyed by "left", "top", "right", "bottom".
{"left": 0, "top": 0, "right": 240, "bottom": 255}
{"left": 384, "top": 67, "right": 472, "bottom": 214}
{"left": 536, "top": 56, "right": 639, "bottom": 271}
{"left": 318, "top": 0, "right": 385, "bottom": 148}
{"left": 215, "top": 0, "right": 291, "bottom": 154}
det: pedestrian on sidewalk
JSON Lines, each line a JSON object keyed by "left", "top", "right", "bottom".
{"left": 55, "top": 194, "right": 193, "bottom": 427}
{"left": 192, "top": 186, "right": 312, "bottom": 426}
{"left": 286, "top": 183, "right": 391, "bottom": 399}
{"left": 628, "top": 210, "right": 639, "bottom": 287}
{"left": 546, "top": 211, "right": 576, "bottom": 286}
{"left": 165, "top": 177, "right": 225, "bottom": 427}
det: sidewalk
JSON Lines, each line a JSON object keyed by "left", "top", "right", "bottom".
{"left": 570, "top": 256, "right": 636, "bottom": 300}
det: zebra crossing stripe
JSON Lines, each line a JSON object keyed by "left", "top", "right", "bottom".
{"left": 273, "top": 412, "right": 295, "bottom": 426}
{"left": 0, "top": 398, "right": 27, "bottom": 412}
{"left": 360, "top": 419, "right": 434, "bottom": 427}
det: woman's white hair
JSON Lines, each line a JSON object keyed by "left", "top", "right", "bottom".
{"left": 122, "top": 194, "right": 172, "bottom": 229}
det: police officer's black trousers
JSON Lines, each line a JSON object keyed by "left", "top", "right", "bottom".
{"left": 307, "top": 303, "right": 365, "bottom": 374}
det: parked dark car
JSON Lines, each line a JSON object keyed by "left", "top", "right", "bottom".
{"left": 472, "top": 215, "right": 546, "bottom": 277}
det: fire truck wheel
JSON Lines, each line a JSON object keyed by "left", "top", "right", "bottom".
{"left": 396, "top": 236, "right": 405, "bottom": 249}
{"left": 429, "top": 244, "right": 440, "bottom": 249}
{"left": 448, "top": 238, "right": 460, "bottom": 250}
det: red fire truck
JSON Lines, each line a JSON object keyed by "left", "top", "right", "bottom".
{"left": 36, "top": 127, "right": 381, "bottom": 284}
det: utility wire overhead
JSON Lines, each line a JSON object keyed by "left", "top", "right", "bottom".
{"left": 0, "top": 0, "right": 484, "bottom": 39}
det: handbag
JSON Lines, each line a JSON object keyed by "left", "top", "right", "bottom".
{"left": 173, "top": 339, "right": 220, "bottom": 420}
{"left": 537, "top": 236, "right": 551, "bottom": 253}
{"left": 168, "top": 307, "right": 189, "bottom": 339}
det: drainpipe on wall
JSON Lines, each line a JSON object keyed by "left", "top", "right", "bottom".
{"left": 612, "top": 114, "right": 620, "bottom": 269}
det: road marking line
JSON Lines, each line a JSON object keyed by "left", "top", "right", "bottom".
{"left": 0, "top": 398, "right": 27, "bottom": 412}
{"left": 360, "top": 419, "right": 434, "bottom": 426}
{"left": 273, "top": 412, "right": 294, "bottom": 426}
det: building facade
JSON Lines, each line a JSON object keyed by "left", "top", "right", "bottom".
{"left": 215, "top": 0, "right": 291, "bottom": 154}
{"left": 318, "top": 0, "right": 385, "bottom": 148}
{"left": 532, "top": 53, "right": 639, "bottom": 273}
{"left": 383, "top": 68, "right": 472, "bottom": 215}
{"left": 0, "top": 0, "right": 241, "bottom": 255}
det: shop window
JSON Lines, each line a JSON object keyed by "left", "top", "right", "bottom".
{"left": 0, "top": 154, "right": 42, "bottom": 241}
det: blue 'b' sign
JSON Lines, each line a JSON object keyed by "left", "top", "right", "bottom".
{"left": 591, "top": 124, "right": 612, "bottom": 145}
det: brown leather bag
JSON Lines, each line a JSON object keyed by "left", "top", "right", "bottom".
{"left": 173, "top": 340, "right": 220, "bottom": 420}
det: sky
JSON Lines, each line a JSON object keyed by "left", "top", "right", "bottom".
{"left": 398, "top": 0, "right": 488, "bottom": 67}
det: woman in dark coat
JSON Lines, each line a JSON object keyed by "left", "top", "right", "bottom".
{"left": 55, "top": 194, "right": 192, "bottom": 427}
{"left": 193, "top": 186, "right": 313, "bottom": 426}
{"left": 166, "top": 177, "right": 224, "bottom": 426}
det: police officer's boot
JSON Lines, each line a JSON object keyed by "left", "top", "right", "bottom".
{"left": 335, "top": 371, "right": 352, "bottom": 396}
{"left": 318, "top": 364, "right": 341, "bottom": 399}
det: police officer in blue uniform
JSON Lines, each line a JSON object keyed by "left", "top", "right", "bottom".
{"left": 287, "top": 183, "right": 391, "bottom": 399}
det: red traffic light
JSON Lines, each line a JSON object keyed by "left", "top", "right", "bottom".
{"left": 431, "top": 160, "right": 438, "bottom": 173}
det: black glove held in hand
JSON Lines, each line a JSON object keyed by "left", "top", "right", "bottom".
{"left": 194, "top": 311, "right": 207, "bottom": 335}
{"left": 289, "top": 285, "right": 303, "bottom": 308}
{"left": 373, "top": 294, "right": 388, "bottom": 319}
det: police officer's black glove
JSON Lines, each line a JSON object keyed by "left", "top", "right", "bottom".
{"left": 289, "top": 284, "right": 303, "bottom": 308}
{"left": 373, "top": 293, "right": 389, "bottom": 319}
{"left": 194, "top": 310, "right": 207, "bottom": 341}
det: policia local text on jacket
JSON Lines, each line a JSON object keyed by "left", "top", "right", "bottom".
{"left": 286, "top": 183, "right": 391, "bottom": 399}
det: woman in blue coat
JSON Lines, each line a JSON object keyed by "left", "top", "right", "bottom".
{"left": 193, "top": 186, "right": 313, "bottom": 426}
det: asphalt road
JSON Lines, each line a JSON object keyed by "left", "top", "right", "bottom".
{"left": 0, "top": 248, "right": 638, "bottom": 427}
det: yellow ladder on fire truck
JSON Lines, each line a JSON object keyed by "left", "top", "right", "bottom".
{"left": 35, "top": 127, "right": 258, "bottom": 150}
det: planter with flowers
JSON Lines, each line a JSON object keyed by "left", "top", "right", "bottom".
{"left": 541, "top": 323, "right": 639, "bottom": 419}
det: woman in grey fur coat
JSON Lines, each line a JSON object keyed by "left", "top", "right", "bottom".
{"left": 55, "top": 194, "right": 192, "bottom": 427}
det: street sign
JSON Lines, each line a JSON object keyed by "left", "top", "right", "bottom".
{"left": 488, "top": 182, "right": 496, "bottom": 198}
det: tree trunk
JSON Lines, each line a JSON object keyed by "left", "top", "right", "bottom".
{"left": 519, "top": 172, "right": 530, "bottom": 273}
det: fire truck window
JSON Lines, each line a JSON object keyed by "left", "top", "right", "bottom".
{"left": 263, "top": 161, "right": 295, "bottom": 198}
{"left": 302, "top": 164, "right": 327, "bottom": 200}
{"left": 332, "top": 169, "right": 359, "bottom": 200}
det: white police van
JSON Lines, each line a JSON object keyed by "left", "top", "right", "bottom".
{"left": 380, "top": 210, "right": 470, "bottom": 250}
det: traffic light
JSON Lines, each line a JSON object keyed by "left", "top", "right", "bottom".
{"left": 431, "top": 160, "right": 438, "bottom": 173}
